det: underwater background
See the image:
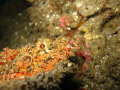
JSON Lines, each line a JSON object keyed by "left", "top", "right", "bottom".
{"left": 0, "top": 0, "right": 120, "bottom": 90}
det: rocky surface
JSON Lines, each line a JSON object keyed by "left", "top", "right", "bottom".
{"left": 0, "top": 0, "right": 120, "bottom": 90}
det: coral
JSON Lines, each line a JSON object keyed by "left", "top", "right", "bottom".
{"left": 59, "top": 15, "right": 79, "bottom": 30}
{"left": 75, "top": 0, "right": 107, "bottom": 16}
{"left": 26, "top": 0, "right": 82, "bottom": 38}
{"left": 76, "top": 50, "right": 92, "bottom": 72}
{"left": 59, "top": 15, "right": 71, "bottom": 30}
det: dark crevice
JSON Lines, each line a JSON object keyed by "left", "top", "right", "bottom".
{"left": 59, "top": 74, "right": 79, "bottom": 90}
{"left": 112, "top": 30, "right": 118, "bottom": 35}
{"left": 99, "top": 14, "right": 117, "bottom": 32}
{"left": 86, "top": 8, "right": 111, "bottom": 21}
